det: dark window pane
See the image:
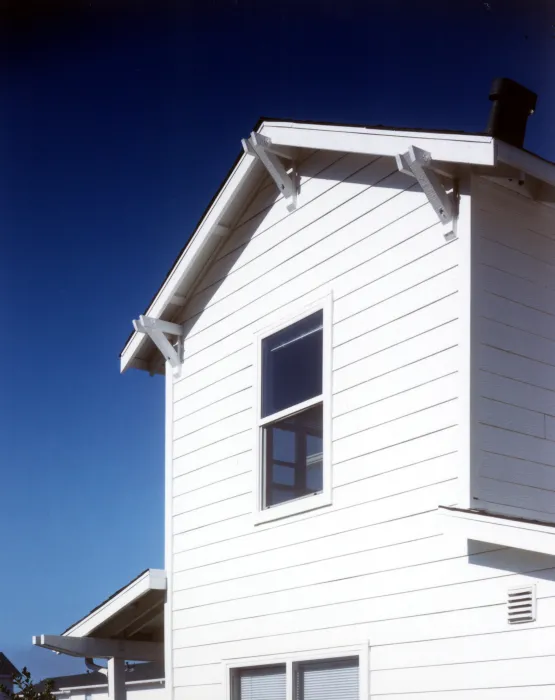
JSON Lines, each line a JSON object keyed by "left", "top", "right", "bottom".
{"left": 263, "top": 404, "right": 323, "bottom": 508}
{"left": 273, "top": 428, "right": 295, "bottom": 463}
{"left": 273, "top": 464, "right": 295, "bottom": 486}
{"left": 306, "top": 431, "right": 323, "bottom": 493}
{"left": 262, "top": 311, "right": 323, "bottom": 418}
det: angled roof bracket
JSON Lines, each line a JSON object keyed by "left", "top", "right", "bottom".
{"left": 242, "top": 132, "right": 298, "bottom": 212}
{"left": 396, "top": 145, "right": 458, "bottom": 241}
{"left": 132, "top": 315, "right": 183, "bottom": 377}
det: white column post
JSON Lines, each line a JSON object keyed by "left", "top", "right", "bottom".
{"left": 107, "top": 658, "right": 126, "bottom": 700}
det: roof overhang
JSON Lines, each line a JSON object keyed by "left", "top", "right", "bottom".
{"left": 440, "top": 506, "right": 555, "bottom": 557}
{"left": 33, "top": 569, "right": 166, "bottom": 661}
{"left": 62, "top": 568, "right": 166, "bottom": 640}
{"left": 120, "top": 118, "right": 555, "bottom": 374}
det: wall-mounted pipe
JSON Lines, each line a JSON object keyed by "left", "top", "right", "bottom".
{"left": 85, "top": 658, "right": 108, "bottom": 676}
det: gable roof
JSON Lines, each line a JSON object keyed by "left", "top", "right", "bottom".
{"left": 119, "top": 117, "right": 555, "bottom": 375}
{"left": 0, "top": 652, "right": 18, "bottom": 678}
{"left": 35, "top": 661, "right": 164, "bottom": 692}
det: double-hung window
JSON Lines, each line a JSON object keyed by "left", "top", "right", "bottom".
{"left": 255, "top": 298, "right": 331, "bottom": 522}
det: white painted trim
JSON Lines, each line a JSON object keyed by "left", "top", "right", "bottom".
{"left": 496, "top": 139, "right": 555, "bottom": 189}
{"left": 457, "top": 173, "right": 476, "bottom": 510}
{"left": 120, "top": 151, "right": 259, "bottom": 373}
{"left": 261, "top": 123, "right": 495, "bottom": 166}
{"left": 260, "top": 121, "right": 494, "bottom": 142}
{"left": 252, "top": 293, "right": 333, "bottom": 525}
{"left": 53, "top": 679, "right": 165, "bottom": 693}
{"left": 439, "top": 506, "right": 555, "bottom": 556}
{"left": 63, "top": 570, "right": 166, "bottom": 638}
{"left": 223, "top": 643, "right": 369, "bottom": 700}
{"left": 258, "top": 394, "right": 323, "bottom": 428}
{"left": 164, "top": 363, "right": 174, "bottom": 700}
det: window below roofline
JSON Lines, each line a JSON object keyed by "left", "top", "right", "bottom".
{"left": 253, "top": 293, "right": 333, "bottom": 525}
{"left": 223, "top": 644, "right": 369, "bottom": 700}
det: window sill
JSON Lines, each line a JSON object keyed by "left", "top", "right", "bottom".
{"left": 254, "top": 492, "right": 332, "bottom": 525}
{"left": 439, "top": 505, "right": 555, "bottom": 557}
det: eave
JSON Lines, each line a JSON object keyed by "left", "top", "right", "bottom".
{"left": 62, "top": 568, "right": 166, "bottom": 639}
{"left": 440, "top": 506, "right": 555, "bottom": 558}
{"left": 120, "top": 118, "right": 555, "bottom": 375}
{"left": 33, "top": 569, "right": 167, "bottom": 662}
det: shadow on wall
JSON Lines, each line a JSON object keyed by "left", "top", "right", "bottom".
{"left": 467, "top": 539, "right": 555, "bottom": 583}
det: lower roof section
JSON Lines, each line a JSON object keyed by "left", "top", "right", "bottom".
{"left": 440, "top": 506, "right": 555, "bottom": 557}
{"left": 63, "top": 569, "right": 166, "bottom": 643}
{"left": 36, "top": 661, "right": 164, "bottom": 693}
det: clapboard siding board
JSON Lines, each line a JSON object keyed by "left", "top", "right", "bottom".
{"left": 482, "top": 264, "right": 555, "bottom": 318}
{"left": 173, "top": 509, "right": 442, "bottom": 594}
{"left": 171, "top": 592, "right": 555, "bottom": 670}
{"left": 167, "top": 157, "right": 555, "bottom": 700}
{"left": 474, "top": 178, "right": 555, "bottom": 520}
{"left": 174, "top": 542, "right": 553, "bottom": 631}
{"left": 173, "top": 683, "right": 555, "bottom": 700}
{"left": 333, "top": 346, "right": 458, "bottom": 417}
{"left": 181, "top": 186, "right": 434, "bottom": 364}
{"left": 370, "top": 688, "right": 555, "bottom": 700}
{"left": 173, "top": 457, "right": 455, "bottom": 561}
{"left": 370, "top": 655, "right": 555, "bottom": 695}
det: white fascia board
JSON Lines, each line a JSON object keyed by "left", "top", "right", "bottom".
{"left": 63, "top": 569, "right": 166, "bottom": 638}
{"left": 120, "top": 152, "right": 259, "bottom": 373}
{"left": 260, "top": 122, "right": 496, "bottom": 166}
{"left": 56, "top": 679, "right": 164, "bottom": 692}
{"left": 439, "top": 506, "right": 555, "bottom": 557}
{"left": 495, "top": 139, "right": 555, "bottom": 189}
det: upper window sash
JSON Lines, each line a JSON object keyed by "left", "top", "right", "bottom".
{"left": 261, "top": 309, "right": 323, "bottom": 420}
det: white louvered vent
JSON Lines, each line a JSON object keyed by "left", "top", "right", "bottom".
{"left": 507, "top": 586, "right": 536, "bottom": 624}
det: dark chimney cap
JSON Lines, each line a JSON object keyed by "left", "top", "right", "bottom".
{"left": 486, "top": 77, "right": 537, "bottom": 149}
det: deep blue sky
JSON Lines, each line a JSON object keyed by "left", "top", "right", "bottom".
{"left": 1, "top": 0, "right": 554, "bottom": 681}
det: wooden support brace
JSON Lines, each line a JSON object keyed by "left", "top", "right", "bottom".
{"left": 396, "top": 145, "right": 458, "bottom": 240}
{"left": 242, "top": 132, "right": 298, "bottom": 212}
{"left": 132, "top": 315, "right": 183, "bottom": 376}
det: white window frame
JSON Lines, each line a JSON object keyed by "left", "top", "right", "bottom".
{"left": 224, "top": 644, "right": 369, "bottom": 700}
{"left": 253, "top": 293, "right": 333, "bottom": 525}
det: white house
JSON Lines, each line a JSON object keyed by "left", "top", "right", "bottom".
{"left": 35, "top": 662, "right": 164, "bottom": 700}
{"left": 0, "top": 653, "right": 18, "bottom": 696}
{"left": 35, "top": 78, "right": 555, "bottom": 699}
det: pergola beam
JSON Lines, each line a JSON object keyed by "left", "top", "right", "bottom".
{"left": 32, "top": 635, "right": 163, "bottom": 662}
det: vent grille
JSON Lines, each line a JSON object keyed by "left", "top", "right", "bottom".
{"left": 507, "top": 586, "right": 536, "bottom": 625}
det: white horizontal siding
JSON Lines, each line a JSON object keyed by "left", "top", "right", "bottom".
{"left": 168, "top": 161, "right": 555, "bottom": 700}
{"left": 172, "top": 585, "right": 555, "bottom": 677}
{"left": 474, "top": 178, "right": 555, "bottom": 521}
